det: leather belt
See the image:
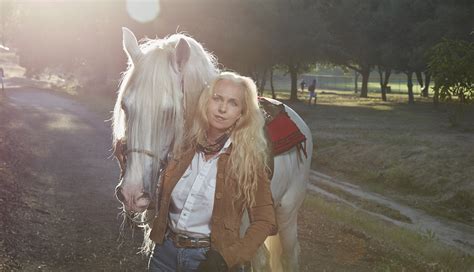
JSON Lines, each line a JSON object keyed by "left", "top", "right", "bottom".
{"left": 168, "top": 231, "right": 211, "bottom": 248}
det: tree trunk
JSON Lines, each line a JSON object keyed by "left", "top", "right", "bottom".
{"left": 415, "top": 71, "right": 424, "bottom": 90}
{"left": 433, "top": 81, "right": 439, "bottom": 106}
{"left": 354, "top": 71, "right": 359, "bottom": 93}
{"left": 289, "top": 63, "right": 299, "bottom": 101}
{"left": 359, "top": 66, "right": 370, "bottom": 98}
{"left": 251, "top": 68, "right": 259, "bottom": 91}
{"left": 258, "top": 68, "right": 268, "bottom": 97}
{"left": 421, "top": 71, "right": 431, "bottom": 97}
{"left": 1, "top": 1, "right": 6, "bottom": 46}
{"left": 377, "top": 67, "right": 391, "bottom": 102}
{"left": 377, "top": 67, "right": 386, "bottom": 101}
{"left": 406, "top": 71, "right": 415, "bottom": 104}
{"left": 270, "top": 67, "right": 276, "bottom": 99}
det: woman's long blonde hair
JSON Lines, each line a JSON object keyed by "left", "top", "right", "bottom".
{"left": 185, "top": 71, "right": 270, "bottom": 207}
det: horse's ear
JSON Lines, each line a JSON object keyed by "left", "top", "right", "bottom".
{"left": 122, "top": 27, "right": 143, "bottom": 64}
{"left": 175, "top": 38, "right": 190, "bottom": 72}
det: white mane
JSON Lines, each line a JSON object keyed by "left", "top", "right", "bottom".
{"left": 112, "top": 33, "right": 218, "bottom": 190}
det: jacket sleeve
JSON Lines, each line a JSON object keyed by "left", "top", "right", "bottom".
{"left": 220, "top": 172, "right": 277, "bottom": 268}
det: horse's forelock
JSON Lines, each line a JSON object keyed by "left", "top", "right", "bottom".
{"left": 113, "top": 38, "right": 184, "bottom": 185}
{"left": 171, "top": 34, "right": 219, "bottom": 140}
{"left": 112, "top": 34, "right": 218, "bottom": 189}
{"left": 112, "top": 33, "right": 219, "bottom": 253}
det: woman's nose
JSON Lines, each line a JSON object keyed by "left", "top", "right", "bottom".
{"left": 218, "top": 102, "right": 226, "bottom": 113}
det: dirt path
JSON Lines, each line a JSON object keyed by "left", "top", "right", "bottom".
{"left": 309, "top": 171, "right": 474, "bottom": 254}
{"left": 3, "top": 88, "right": 146, "bottom": 271}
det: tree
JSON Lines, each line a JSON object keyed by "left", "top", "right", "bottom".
{"left": 389, "top": 0, "right": 473, "bottom": 103}
{"left": 319, "top": 0, "right": 381, "bottom": 98}
{"left": 256, "top": 0, "right": 326, "bottom": 101}
{"left": 428, "top": 39, "right": 474, "bottom": 104}
{"left": 0, "top": 0, "right": 18, "bottom": 47}
{"left": 13, "top": 1, "right": 129, "bottom": 84}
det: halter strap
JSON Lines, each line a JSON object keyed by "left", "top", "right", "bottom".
{"left": 125, "top": 148, "right": 156, "bottom": 158}
{"left": 114, "top": 139, "right": 168, "bottom": 180}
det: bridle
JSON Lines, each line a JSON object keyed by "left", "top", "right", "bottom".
{"left": 114, "top": 139, "right": 168, "bottom": 179}
{"left": 114, "top": 77, "right": 195, "bottom": 225}
{"left": 114, "top": 138, "right": 168, "bottom": 225}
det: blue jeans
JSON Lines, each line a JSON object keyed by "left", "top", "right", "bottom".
{"left": 148, "top": 237, "right": 209, "bottom": 272}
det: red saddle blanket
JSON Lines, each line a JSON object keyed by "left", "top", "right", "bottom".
{"left": 259, "top": 97, "right": 307, "bottom": 157}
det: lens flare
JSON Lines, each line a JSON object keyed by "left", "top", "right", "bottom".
{"left": 126, "top": 0, "right": 160, "bottom": 23}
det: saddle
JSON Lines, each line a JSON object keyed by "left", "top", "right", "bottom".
{"left": 259, "top": 97, "right": 308, "bottom": 177}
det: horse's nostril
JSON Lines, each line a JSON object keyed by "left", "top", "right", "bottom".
{"left": 135, "top": 192, "right": 151, "bottom": 210}
{"left": 140, "top": 192, "right": 151, "bottom": 200}
{"left": 115, "top": 186, "right": 126, "bottom": 203}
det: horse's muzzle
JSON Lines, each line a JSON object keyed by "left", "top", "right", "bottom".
{"left": 115, "top": 185, "right": 151, "bottom": 213}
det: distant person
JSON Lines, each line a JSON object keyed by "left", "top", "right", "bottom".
{"left": 0, "top": 67, "right": 4, "bottom": 93}
{"left": 308, "top": 78, "right": 317, "bottom": 105}
{"left": 300, "top": 79, "right": 306, "bottom": 93}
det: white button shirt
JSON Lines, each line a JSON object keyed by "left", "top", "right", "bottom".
{"left": 168, "top": 139, "right": 231, "bottom": 238}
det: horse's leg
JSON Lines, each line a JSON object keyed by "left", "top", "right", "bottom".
{"left": 275, "top": 170, "right": 307, "bottom": 272}
{"left": 276, "top": 206, "right": 301, "bottom": 272}
{"left": 277, "top": 189, "right": 305, "bottom": 272}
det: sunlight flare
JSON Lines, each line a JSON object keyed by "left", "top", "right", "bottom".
{"left": 126, "top": 0, "right": 160, "bottom": 23}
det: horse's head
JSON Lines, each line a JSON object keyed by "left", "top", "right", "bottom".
{"left": 112, "top": 28, "right": 218, "bottom": 213}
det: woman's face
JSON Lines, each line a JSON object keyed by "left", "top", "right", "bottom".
{"left": 206, "top": 79, "right": 244, "bottom": 136}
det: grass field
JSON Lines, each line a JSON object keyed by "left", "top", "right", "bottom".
{"left": 268, "top": 70, "right": 426, "bottom": 94}
{"left": 274, "top": 89, "right": 474, "bottom": 226}
{"left": 300, "top": 193, "right": 474, "bottom": 271}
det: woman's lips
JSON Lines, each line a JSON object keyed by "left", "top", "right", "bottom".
{"left": 214, "top": 115, "right": 226, "bottom": 121}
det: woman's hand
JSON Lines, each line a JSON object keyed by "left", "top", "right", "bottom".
{"left": 197, "top": 249, "right": 228, "bottom": 272}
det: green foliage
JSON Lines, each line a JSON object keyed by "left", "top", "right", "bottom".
{"left": 423, "top": 228, "right": 437, "bottom": 241}
{"left": 428, "top": 39, "right": 474, "bottom": 104}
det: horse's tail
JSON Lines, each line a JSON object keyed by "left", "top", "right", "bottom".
{"left": 265, "top": 233, "right": 284, "bottom": 272}
{"left": 250, "top": 225, "right": 285, "bottom": 272}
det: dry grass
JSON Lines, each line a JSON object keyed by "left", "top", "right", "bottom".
{"left": 273, "top": 89, "right": 474, "bottom": 225}
{"left": 300, "top": 194, "right": 474, "bottom": 271}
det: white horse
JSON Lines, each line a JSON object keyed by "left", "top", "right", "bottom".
{"left": 113, "top": 27, "right": 313, "bottom": 272}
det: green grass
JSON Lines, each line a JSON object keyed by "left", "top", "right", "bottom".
{"left": 263, "top": 87, "right": 474, "bottom": 225}
{"left": 303, "top": 194, "right": 474, "bottom": 271}
{"left": 274, "top": 90, "right": 474, "bottom": 226}
{"left": 271, "top": 71, "right": 426, "bottom": 94}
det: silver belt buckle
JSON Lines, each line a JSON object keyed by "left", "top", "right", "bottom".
{"left": 175, "top": 233, "right": 188, "bottom": 245}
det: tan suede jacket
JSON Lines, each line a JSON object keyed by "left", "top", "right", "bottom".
{"left": 149, "top": 146, "right": 277, "bottom": 269}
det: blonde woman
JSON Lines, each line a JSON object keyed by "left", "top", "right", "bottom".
{"left": 148, "top": 72, "right": 276, "bottom": 272}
